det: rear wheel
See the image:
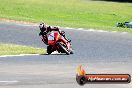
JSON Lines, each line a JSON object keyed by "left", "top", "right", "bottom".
{"left": 47, "top": 45, "right": 52, "bottom": 54}
{"left": 57, "top": 42, "right": 70, "bottom": 55}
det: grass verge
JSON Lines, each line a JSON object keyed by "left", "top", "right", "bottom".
{"left": 0, "top": 0, "right": 132, "bottom": 32}
{"left": 0, "top": 43, "right": 46, "bottom": 56}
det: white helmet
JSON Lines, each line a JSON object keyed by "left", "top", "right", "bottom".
{"left": 39, "top": 23, "right": 48, "bottom": 30}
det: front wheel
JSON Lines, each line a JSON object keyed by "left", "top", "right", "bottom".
{"left": 69, "top": 48, "right": 74, "bottom": 54}
{"left": 70, "top": 50, "right": 74, "bottom": 54}
{"left": 57, "top": 42, "right": 70, "bottom": 55}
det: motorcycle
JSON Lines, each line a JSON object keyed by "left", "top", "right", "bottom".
{"left": 40, "top": 31, "right": 73, "bottom": 55}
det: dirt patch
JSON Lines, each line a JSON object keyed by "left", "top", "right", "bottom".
{"left": 0, "top": 18, "right": 37, "bottom": 25}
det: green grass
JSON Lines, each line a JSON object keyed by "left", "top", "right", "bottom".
{"left": 0, "top": 0, "right": 132, "bottom": 32}
{"left": 0, "top": 43, "right": 46, "bottom": 55}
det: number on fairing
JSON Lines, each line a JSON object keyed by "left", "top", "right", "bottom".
{"left": 48, "top": 32, "right": 54, "bottom": 40}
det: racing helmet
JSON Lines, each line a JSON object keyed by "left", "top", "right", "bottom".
{"left": 39, "top": 23, "right": 48, "bottom": 31}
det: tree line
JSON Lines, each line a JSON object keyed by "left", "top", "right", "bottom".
{"left": 93, "top": 0, "right": 132, "bottom": 3}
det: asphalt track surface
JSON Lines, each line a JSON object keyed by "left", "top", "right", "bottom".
{"left": 0, "top": 21, "right": 132, "bottom": 88}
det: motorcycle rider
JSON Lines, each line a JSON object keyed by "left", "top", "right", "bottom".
{"left": 39, "top": 23, "right": 67, "bottom": 44}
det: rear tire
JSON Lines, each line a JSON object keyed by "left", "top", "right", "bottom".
{"left": 47, "top": 45, "right": 52, "bottom": 55}
{"left": 57, "top": 42, "right": 70, "bottom": 55}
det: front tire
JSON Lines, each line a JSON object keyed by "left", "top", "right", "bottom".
{"left": 69, "top": 48, "right": 74, "bottom": 54}
{"left": 57, "top": 42, "right": 70, "bottom": 55}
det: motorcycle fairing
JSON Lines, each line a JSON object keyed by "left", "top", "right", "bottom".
{"left": 48, "top": 32, "right": 55, "bottom": 45}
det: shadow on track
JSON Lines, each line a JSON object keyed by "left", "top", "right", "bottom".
{"left": 40, "top": 53, "right": 67, "bottom": 56}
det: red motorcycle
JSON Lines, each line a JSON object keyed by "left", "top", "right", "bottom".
{"left": 40, "top": 31, "right": 73, "bottom": 55}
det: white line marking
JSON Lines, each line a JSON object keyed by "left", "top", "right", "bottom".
{"left": 0, "top": 54, "right": 40, "bottom": 58}
{"left": 0, "top": 80, "right": 19, "bottom": 84}
{"left": 61, "top": 26, "right": 125, "bottom": 33}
